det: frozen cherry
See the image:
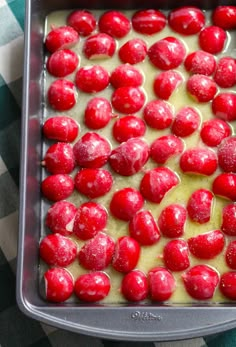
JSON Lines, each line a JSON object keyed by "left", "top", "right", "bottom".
{"left": 75, "top": 65, "right": 109, "bottom": 93}
{"left": 221, "top": 203, "right": 236, "bottom": 236}
{"left": 187, "top": 74, "right": 217, "bottom": 102}
{"left": 78, "top": 232, "right": 115, "bottom": 271}
{"left": 212, "top": 93, "right": 236, "bottom": 121}
{"left": 98, "top": 10, "right": 131, "bottom": 38}
{"left": 140, "top": 167, "right": 179, "bottom": 203}
{"left": 148, "top": 267, "right": 176, "bottom": 301}
{"left": 148, "top": 37, "right": 186, "bottom": 70}
{"left": 43, "top": 116, "right": 79, "bottom": 142}
{"left": 218, "top": 136, "right": 236, "bottom": 172}
{"left": 110, "top": 64, "right": 143, "bottom": 89}
{"left": 200, "top": 119, "right": 231, "bottom": 147}
{"left": 110, "top": 187, "right": 144, "bottom": 221}
{"left": 112, "top": 115, "right": 146, "bottom": 143}
{"left": 73, "top": 202, "right": 108, "bottom": 240}
{"left": 43, "top": 142, "right": 75, "bottom": 174}
{"left": 74, "top": 272, "right": 110, "bottom": 302}
{"left": 163, "top": 239, "right": 190, "bottom": 272}
{"left": 41, "top": 174, "right": 74, "bottom": 201}
{"left": 220, "top": 272, "right": 236, "bottom": 300}
{"left": 112, "top": 236, "right": 140, "bottom": 273}
{"left": 39, "top": 233, "right": 77, "bottom": 267}
{"left": 182, "top": 265, "right": 219, "bottom": 300}
{"left": 45, "top": 26, "right": 79, "bottom": 53}
{"left": 199, "top": 26, "right": 227, "bottom": 54}
{"left": 111, "top": 86, "right": 145, "bottom": 114}
{"left": 129, "top": 210, "right": 161, "bottom": 246}
{"left": 184, "top": 50, "right": 216, "bottom": 76}
{"left": 47, "top": 49, "right": 79, "bottom": 77}
{"left": 187, "top": 189, "right": 214, "bottom": 224}
{"left": 48, "top": 79, "right": 77, "bottom": 111}
{"left": 214, "top": 57, "right": 236, "bottom": 88}
{"left": 118, "top": 38, "right": 147, "bottom": 65}
{"left": 143, "top": 100, "right": 174, "bottom": 130}
{"left": 121, "top": 270, "right": 148, "bottom": 302}
{"left": 212, "top": 6, "right": 236, "bottom": 30}
{"left": 83, "top": 33, "right": 116, "bottom": 59}
{"left": 168, "top": 7, "right": 205, "bottom": 35}
{"left": 153, "top": 70, "right": 183, "bottom": 100}
{"left": 67, "top": 10, "right": 96, "bottom": 36}
{"left": 131, "top": 9, "right": 166, "bottom": 35}
{"left": 109, "top": 138, "right": 149, "bottom": 176}
{"left": 158, "top": 204, "right": 187, "bottom": 238}
{"left": 180, "top": 148, "right": 218, "bottom": 176}
{"left": 213, "top": 173, "right": 236, "bottom": 201}
{"left": 45, "top": 200, "right": 77, "bottom": 236}
{"left": 73, "top": 132, "right": 111, "bottom": 168}
{"left": 172, "top": 106, "right": 201, "bottom": 137}
{"left": 84, "top": 97, "right": 112, "bottom": 129}
{"left": 150, "top": 134, "right": 184, "bottom": 164}
{"left": 225, "top": 241, "right": 236, "bottom": 269}
{"left": 188, "top": 230, "right": 225, "bottom": 259}
{"left": 74, "top": 168, "right": 113, "bottom": 198}
{"left": 44, "top": 268, "right": 74, "bottom": 303}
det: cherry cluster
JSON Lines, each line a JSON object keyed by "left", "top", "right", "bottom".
{"left": 40, "top": 6, "right": 236, "bottom": 304}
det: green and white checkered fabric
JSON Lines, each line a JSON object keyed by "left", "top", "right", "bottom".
{"left": 0, "top": 0, "right": 236, "bottom": 346}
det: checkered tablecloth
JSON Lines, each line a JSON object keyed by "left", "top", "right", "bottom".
{"left": 1, "top": 0, "right": 236, "bottom": 346}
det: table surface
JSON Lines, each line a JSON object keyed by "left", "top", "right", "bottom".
{"left": 1, "top": 0, "right": 236, "bottom": 346}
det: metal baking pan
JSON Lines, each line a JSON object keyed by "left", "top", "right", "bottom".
{"left": 17, "top": 0, "right": 236, "bottom": 341}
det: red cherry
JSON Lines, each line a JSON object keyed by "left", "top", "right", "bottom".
{"left": 158, "top": 204, "right": 187, "bottom": 238}
{"left": 118, "top": 38, "right": 147, "bottom": 65}
{"left": 45, "top": 200, "right": 77, "bottom": 236}
{"left": 84, "top": 97, "right": 112, "bottom": 129}
{"left": 47, "top": 49, "right": 79, "bottom": 78}
{"left": 111, "top": 86, "right": 145, "bottom": 114}
{"left": 171, "top": 106, "right": 201, "bottom": 137}
{"left": 110, "top": 187, "right": 144, "bottom": 221}
{"left": 73, "top": 202, "right": 108, "bottom": 240}
{"left": 44, "top": 268, "right": 74, "bottom": 303}
{"left": 109, "top": 138, "right": 149, "bottom": 176}
{"left": 131, "top": 9, "right": 166, "bottom": 35}
{"left": 214, "top": 57, "right": 236, "bottom": 88}
{"left": 184, "top": 50, "right": 216, "bottom": 76}
{"left": 129, "top": 210, "right": 161, "bottom": 246}
{"left": 78, "top": 232, "right": 115, "bottom": 271}
{"left": 98, "top": 10, "right": 131, "bottom": 38}
{"left": 43, "top": 142, "right": 75, "bottom": 174}
{"left": 212, "top": 93, "right": 236, "bottom": 121}
{"left": 121, "top": 270, "right": 148, "bottom": 302}
{"left": 180, "top": 148, "right": 218, "bottom": 176}
{"left": 112, "top": 236, "right": 140, "bottom": 273}
{"left": 212, "top": 6, "right": 236, "bottom": 30}
{"left": 163, "top": 239, "right": 190, "bottom": 272}
{"left": 140, "top": 167, "right": 179, "bottom": 203}
{"left": 188, "top": 230, "right": 225, "bottom": 259}
{"left": 187, "top": 74, "right": 217, "bottom": 102}
{"left": 150, "top": 134, "right": 184, "bottom": 164}
{"left": 74, "top": 272, "right": 110, "bottom": 302}
{"left": 110, "top": 64, "right": 143, "bottom": 89}
{"left": 83, "top": 33, "right": 116, "bottom": 59}
{"left": 221, "top": 203, "right": 236, "bottom": 236}
{"left": 187, "top": 189, "right": 214, "bottom": 224}
{"left": 218, "top": 136, "right": 236, "bottom": 172}
{"left": 75, "top": 65, "right": 109, "bottom": 93}
{"left": 143, "top": 100, "right": 174, "bottom": 130}
{"left": 41, "top": 174, "right": 74, "bottom": 201}
{"left": 43, "top": 116, "right": 79, "bottom": 142}
{"left": 153, "top": 70, "right": 183, "bottom": 100}
{"left": 213, "top": 173, "right": 236, "bottom": 201}
{"left": 73, "top": 132, "right": 111, "bottom": 168}
{"left": 39, "top": 233, "right": 77, "bottom": 267}
{"left": 199, "top": 26, "right": 227, "bottom": 54}
{"left": 45, "top": 26, "right": 79, "bottom": 53}
{"left": 225, "top": 241, "right": 236, "bottom": 269}
{"left": 112, "top": 115, "right": 146, "bottom": 143}
{"left": 148, "top": 37, "right": 186, "bottom": 70}
{"left": 148, "top": 267, "right": 176, "bottom": 301}
{"left": 220, "top": 272, "right": 236, "bottom": 300}
{"left": 48, "top": 79, "right": 77, "bottom": 111}
{"left": 74, "top": 168, "right": 113, "bottom": 198}
{"left": 168, "top": 7, "right": 205, "bottom": 35}
{"left": 200, "top": 119, "right": 231, "bottom": 147}
{"left": 67, "top": 10, "right": 96, "bottom": 36}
